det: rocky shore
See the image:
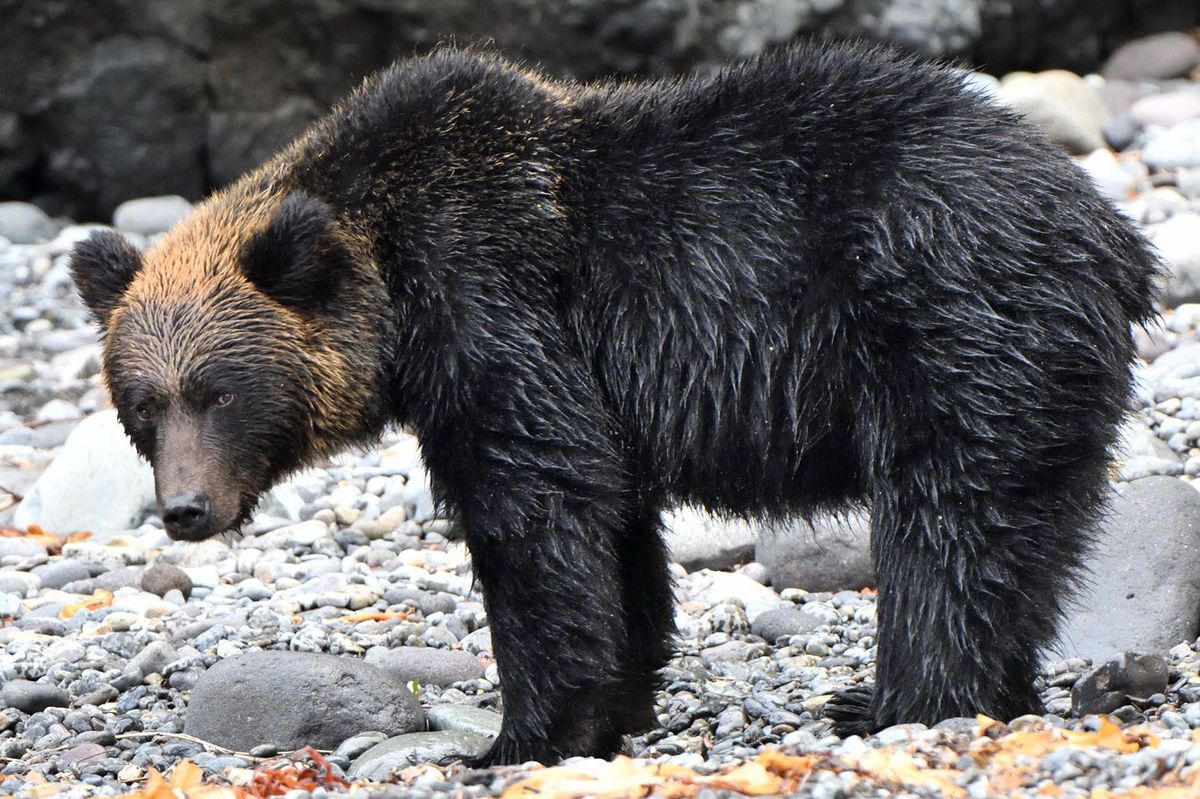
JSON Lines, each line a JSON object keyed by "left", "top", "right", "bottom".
{"left": 1, "top": 33, "right": 1200, "bottom": 798}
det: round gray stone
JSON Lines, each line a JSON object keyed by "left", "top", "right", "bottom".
{"left": 128, "top": 640, "right": 178, "bottom": 677}
{"left": 141, "top": 562, "right": 193, "bottom": 599}
{"left": 750, "top": 606, "right": 825, "bottom": 641}
{"left": 13, "top": 410, "right": 155, "bottom": 535}
{"left": 997, "top": 70, "right": 1110, "bottom": 155}
{"left": 0, "top": 538, "right": 48, "bottom": 560}
{"left": 663, "top": 506, "right": 756, "bottom": 570}
{"left": 0, "top": 202, "right": 58, "bottom": 243}
{"left": 1143, "top": 120, "right": 1200, "bottom": 170}
{"left": 183, "top": 651, "right": 424, "bottom": 751}
{"left": 111, "top": 195, "right": 193, "bottom": 235}
{"left": 756, "top": 512, "right": 873, "bottom": 593}
{"left": 1102, "top": 32, "right": 1200, "bottom": 81}
{"left": 32, "top": 559, "right": 92, "bottom": 590}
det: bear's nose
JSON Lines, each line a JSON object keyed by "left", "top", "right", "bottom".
{"left": 162, "top": 491, "right": 213, "bottom": 540}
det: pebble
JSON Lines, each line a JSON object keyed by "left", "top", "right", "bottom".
{"left": 426, "top": 706, "right": 502, "bottom": 740}
{"left": 140, "top": 562, "right": 193, "bottom": 599}
{"left": 1152, "top": 212, "right": 1200, "bottom": 307}
{"left": 1130, "top": 91, "right": 1200, "bottom": 129}
{"left": 1143, "top": 119, "right": 1200, "bottom": 169}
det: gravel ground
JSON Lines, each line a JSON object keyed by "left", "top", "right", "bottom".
{"left": 1, "top": 59, "right": 1200, "bottom": 798}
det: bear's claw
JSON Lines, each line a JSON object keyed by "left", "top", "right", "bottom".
{"left": 824, "top": 684, "right": 877, "bottom": 737}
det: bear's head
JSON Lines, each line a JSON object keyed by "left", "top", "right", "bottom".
{"left": 69, "top": 190, "right": 391, "bottom": 541}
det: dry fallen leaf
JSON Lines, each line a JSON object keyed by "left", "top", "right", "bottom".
{"left": 59, "top": 588, "right": 113, "bottom": 619}
{"left": 117, "top": 760, "right": 245, "bottom": 799}
{"left": 501, "top": 750, "right": 815, "bottom": 799}
{"left": 334, "top": 610, "right": 411, "bottom": 624}
{"left": 247, "top": 746, "right": 350, "bottom": 797}
{"left": 840, "top": 748, "right": 966, "bottom": 798}
{"left": 0, "top": 524, "right": 91, "bottom": 555}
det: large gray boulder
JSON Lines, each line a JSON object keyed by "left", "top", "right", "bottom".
{"left": 663, "top": 506, "right": 756, "bottom": 570}
{"left": 756, "top": 512, "right": 874, "bottom": 592}
{"left": 14, "top": 410, "right": 155, "bottom": 535}
{"left": 184, "top": 651, "right": 424, "bottom": 751}
{"left": 997, "top": 70, "right": 1110, "bottom": 155}
{"left": 1057, "top": 477, "right": 1200, "bottom": 662}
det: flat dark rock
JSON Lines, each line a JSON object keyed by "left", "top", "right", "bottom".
{"left": 750, "top": 606, "right": 825, "bottom": 641}
{"left": 1072, "top": 651, "right": 1169, "bottom": 716}
{"left": 349, "top": 731, "right": 492, "bottom": 780}
{"left": 1, "top": 680, "right": 69, "bottom": 714}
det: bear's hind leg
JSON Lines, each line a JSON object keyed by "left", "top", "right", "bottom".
{"left": 827, "top": 447, "right": 1099, "bottom": 735}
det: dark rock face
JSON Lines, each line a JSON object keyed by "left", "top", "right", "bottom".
{"left": 4, "top": 0, "right": 1199, "bottom": 218}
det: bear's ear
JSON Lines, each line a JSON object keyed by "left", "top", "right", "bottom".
{"left": 69, "top": 230, "right": 144, "bottom": 329}
{"left": 240, "top": 191, "right": 346, "bottom": 309}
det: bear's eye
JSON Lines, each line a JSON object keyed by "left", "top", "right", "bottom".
{"left": 135, "top": 404, "right": 154, "bottom": 423}
{"left": 214, "top": 392, "right": 236, "bottom": 408}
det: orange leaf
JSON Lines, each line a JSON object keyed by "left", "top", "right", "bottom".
{"left": 698, "top": 760, "right": 785, "bottom": 795}
{"left": 335, "top": 610, "right": 411, "bottom": 624}
{"left": 247, "top": 747, "right": 349, "bottom": 798}
{"left": 0, "top": 525, "right": 91, "bottom": 555}
{"left": 501, "top": 752, "right": 811, "bottom": 799}
{"left": 60, "top": 588, "right": 113, "bottom": 619}
{"left": 170, "top": 760, "right": 204, "bottom": 790}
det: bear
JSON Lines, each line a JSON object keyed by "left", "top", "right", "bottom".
{"left": 69, "top": 41, "right": 1159, "bottom": 766}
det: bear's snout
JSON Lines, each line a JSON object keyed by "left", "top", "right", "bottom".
{"left": 161, "top": 491, "right": 215, "bottom": 540}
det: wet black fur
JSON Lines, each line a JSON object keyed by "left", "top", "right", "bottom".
{"left": 80, "top": 42, "right": 1159, "bottom": 765}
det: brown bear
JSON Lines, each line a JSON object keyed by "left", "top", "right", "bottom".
{"left": 70, "top": 42, "right": 1159, "bottom": 766}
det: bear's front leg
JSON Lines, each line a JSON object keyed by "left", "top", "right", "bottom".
{"left": 466, "top": 529, "right": 632, "bottom": 764}
{"left": 421, "top": 369, "right": 643, "bottom": 765}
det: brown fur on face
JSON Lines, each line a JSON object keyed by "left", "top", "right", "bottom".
{"left": 75, "top": 183, "right": 393, "bottom": 539}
